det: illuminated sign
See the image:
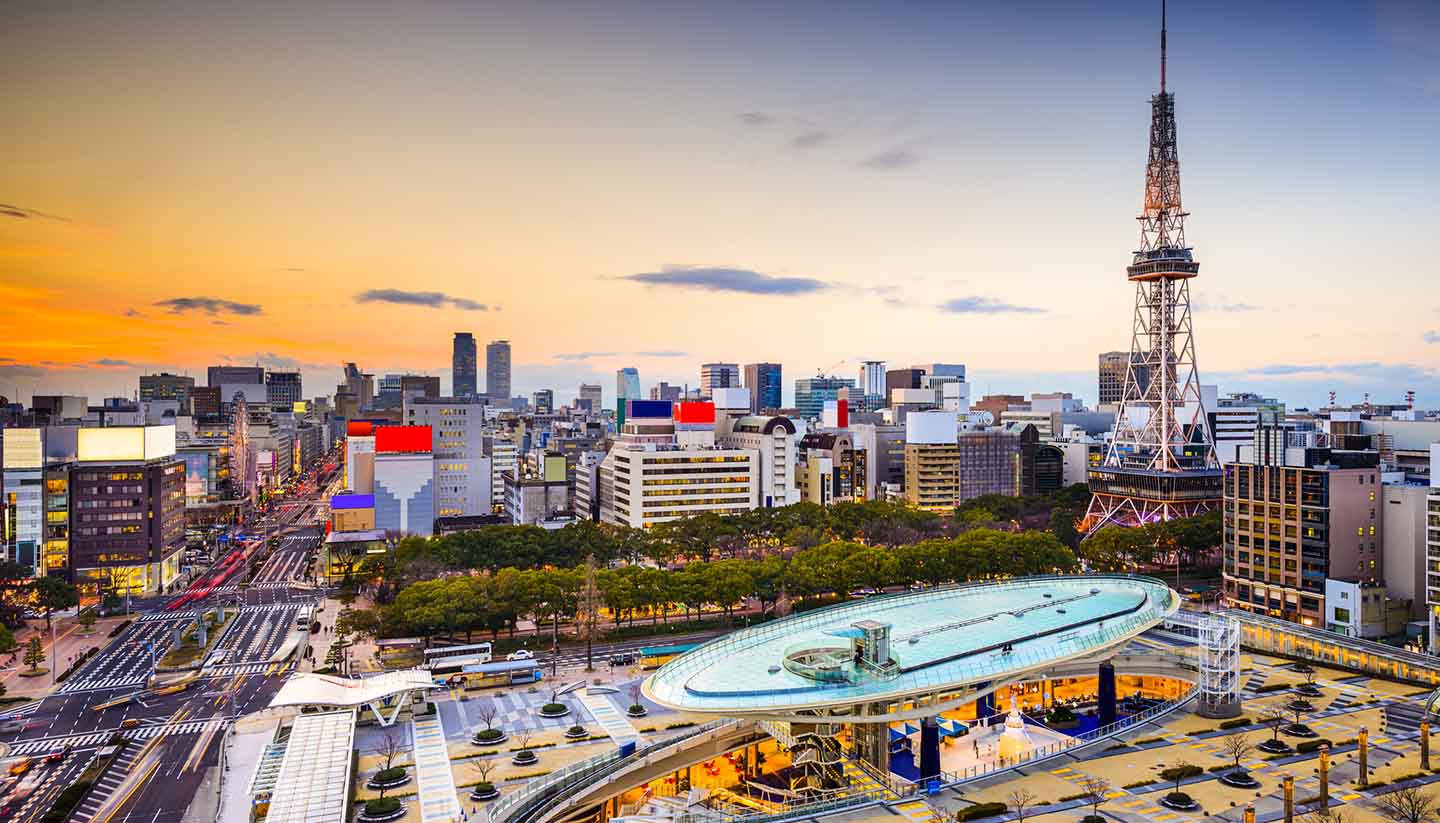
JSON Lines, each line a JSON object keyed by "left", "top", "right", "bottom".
{"left": 674, "top": 402, "right": 716, "bottom": 425}
{"left": 2, "top": 429, "right": 42, "bottom": 469}
{"left": 375, "top": 425, "right": 432, "bottom": 454}
{"left": 76, "top": 425, "right": 178, "bottom": 462}
{"left": 293, "top": 401, "right": 308, "bottom": 414}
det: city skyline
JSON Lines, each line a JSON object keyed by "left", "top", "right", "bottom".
{"left": 3, "top": 0, "right": 1437, "bottom": 408}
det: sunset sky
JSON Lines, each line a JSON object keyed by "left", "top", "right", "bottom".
{"left": 3, "top": 0, "right": 1437, "bottom": 409}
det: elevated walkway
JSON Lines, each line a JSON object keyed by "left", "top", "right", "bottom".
{"left": 579, "top": 689, "right": 641, "bottom": 748}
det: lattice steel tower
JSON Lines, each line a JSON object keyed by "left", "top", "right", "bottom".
{"left": 1085, "top": 0, "right": 1221, "bottom": 533}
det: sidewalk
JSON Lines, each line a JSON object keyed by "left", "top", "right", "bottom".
{"left": 0, "top": 612, "right": 133, "bottom": 699}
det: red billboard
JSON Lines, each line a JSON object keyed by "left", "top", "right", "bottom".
{"left": 836, "top": 399, "right": 849, "bottom": 429}
{"left": 674, "top": 401, "right": 716, "bottom": 424}
{"left": 375, "top": 425, "right": 433, "bottom": 453}
{"left": 347, "top": 421, "right": 375, "bottom": 437}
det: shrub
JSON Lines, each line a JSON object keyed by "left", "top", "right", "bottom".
{"left": 1219, "top": 718, "right": 1251, "bottom": 730}
{"left": 473, "top": 729, "right": 504, "bottom": 742}
{"left": 1159, "top": 765, "right": 1203, "bottom": 782}
{"left": 1123, "top": 779, "right": 1158, "bottom": 789}
{"left": 373, "top": 766, "right": 407, "bottom": 783}
{"left": 1295, "top": 739, "right": 1333, "bottom": 754}
{"left": 540, "top": 702, "right": 566, "bottom": 714}
{"left": 1132, "top": 737, "right": 1166, "bottom": 746}
{"left": 665, "top": 722, "right": 696, "bottom": 730}
{"left": 1047, "top": 706, "right": 1078, "bottom": 724}
{"left": 1254, "top": 683, "right": 1294, "bottom": 694}
{"left": 363, "top": 797, "right": 401, "bottom": 816}
{"left": 955, "top": 802, "right": 1008, "bottom": 821}
{"left": 1058, "top": 793, "right": 1089, "bottom": 802}
{"left": 39, "top": 780, "right": 92, "bottom": 823}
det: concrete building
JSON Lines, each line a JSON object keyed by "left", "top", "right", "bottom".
{"left": 884, "top": 368, "right": 924, "bottom": 406}
{"left": 68, "top": 425, "right": 185, "bottom": 595}
{"left": 1222, "top": 431, "right": 1381, "bottom": 628}
{"left": 597, "top": 401, "right": 759, "bottom": 528}
{"left": 999, "top": 409, "right": 1062, "bottom": 440}
{"left": 372, "top": 425, "right": 435, "bottom": 536}
{"left": 532, "top": 389, "right": 554, "bottom": 414}
{"left": 743, "top": 363, "right": 783, "bottom": 414}
{"left": 208, "top": 365, "right": 264, "bottom": 387}
{"left": 400, "top": 375, "right": 440, "bottom": 401}
{"left": 404, "top": 396, "right": 492, "bottom": 519}
{"left": 849, "top": 422, "right": 905, "bottom": 500}
{"left": 486, "top": 340, "right": 512, "bottom": 401}
{"left": 453, "top": 332, "right": 478, "bottom": 398}
{"left": 1097, "top": 351, "right": 1145, "bottom": 408}
{"left": 902, "top": 413, "right": 1020, "bottom": 512}
{"left": 30, "top": 396, "right": 89, "bottom": 425}
{"left": 721, "top": 416, "right": 798, "bottom": 508}
{"left": 504, "top": 451, "right": 571, "bottom": 527}
{"left": 266, "top": 371, "right": 303, "bottom": 411}
{"left": 572, "top": 450, "right": 605, "bottom": 521}
{"left": 139, "top": 373, "right": 196, "bottom": 415}
{"left": 2, "top": 426, "right": 79, "bottom": 577}
{"left": 794, "top": 376, "right": 856, "bottom": 420}
{"left": 699, "top": 363, "right": 740, "bottom": 399}
{"left": 191, "top": 387, "right": 221, "bottom": 418}
{"left": 576, "top": 384, "right": 603, "bottom": 413}
{"left": 796, "top": 431, "right": 866, "bottom": 506}
{"left": 1426, "top": 445, "right": 1440, "bottom": 651}
{"left": 344, "top": 422, "right": 376, "bottom": 494}
{"left": 972, "top": 394, "right": 1025, "bottom": 424}
{"left": 484, "top": 435, "right": 518, "bottom": 512}
{"left": 649, "top": 382, "right": 683, "bottom": 403}
{"left": 1380, "top": 481, "right": 1428, "bottom": 622}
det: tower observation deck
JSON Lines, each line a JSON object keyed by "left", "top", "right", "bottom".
{"left": 1085, "top": 0, "right": 1220, "bottom": 533}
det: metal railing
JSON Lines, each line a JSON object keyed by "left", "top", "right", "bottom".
{"left": 487, "top": 718, "right": 744, "bottom": 823}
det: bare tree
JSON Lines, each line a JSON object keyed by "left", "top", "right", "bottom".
{"left": 476, "top": 702, "right": 498, "bottom": 732}
{"left": 1164, "top": 759, "right": 1193, "bottom": 798}
{"left": 1375, "top": 786, "right": 1439, "bottom": 823}
{"left": 469, "top": 758, "right": 496, "bottom": 787}
{"left": 516, "top": 732, "right": 534, "bottom": 754}
{"left": 1302, "top": 808, "right": 1348, "bottom": 823}
{"left": 1262, "top": 706, "right": 1289, "bottom": 744}
{"left": 375, "top": 731, "right": 407, "bottom": 799}
{"left": 1221, "top": 733, "right": 1254, "bottom": 773}
{"left": 1078, "top": 776, "right": 1113, "bottom": 822}
{"left": 1008, "top": 788, "right": 1039, "bottom": 823}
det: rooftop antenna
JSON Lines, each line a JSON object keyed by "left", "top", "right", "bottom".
{"left": 1160, "top": 0, "right": 1168, "bottom": 94}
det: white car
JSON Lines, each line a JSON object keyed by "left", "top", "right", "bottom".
{"left": 506, "top": 650, "right": 534, "bottom": 661}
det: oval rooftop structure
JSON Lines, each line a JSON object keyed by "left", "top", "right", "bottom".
{"left": 645, "top": 575, "right": 1178, "bottom": 714}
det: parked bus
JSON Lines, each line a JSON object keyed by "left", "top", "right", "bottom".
{"left": 423, "top": 642, "right": 493, "bottom": 681}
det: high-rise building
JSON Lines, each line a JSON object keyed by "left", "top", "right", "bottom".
{"left": 265, "top": 371, "right": 303, "bottom": 411}
{"left": 405, "top": 397, "right": 491, "bottom": 520}
{"left": 2, "top": 426, "right": 78, "bottom": 577}
{"left": 1222, "top": 433, "right": 1381, "bottom": 629}
{"left": 699, "top": 363, "right": 740, "bottom": 398}
{"left": 615, "top": 368, "right": 641, "bottom": 402}
{"left": 794, "top": 376, "right": 856, "bottom": 420}
{"left": 1085, "top": 11, "right": 1220, "bottom": 533}
{"left": 902, "top": 414, "right": 1020, "bottom": 512}
{"left": 858, "top": 360, "right": 886, "bottom": 395}
{"left": 485, "top": 340, "right": 512, "bottom": 400}
{"left": 885, "top": 368, "right": 925, "bottom": 406}
{"left": 743, "top": 363, "right": 782, "bottom": 414}
{"left": 796, "top": 431, "right": 867, "bottom": 506}
{"left": 373, "top": 425, "right": 436, "bottom": 537}
{"left": 68, "top": 425, "right": 186, "bottom": 595}
{"left": 207, "top": 365, "right": 264, "bottom": 387}
{"left": 343, "top": 363, "right": 375, "bottom": 409}
{"left": 453, "top": 332, "right": 478, "bottom": 398}
{"left": 1426, "top": 446, "right": 1440, "bottom": 652}
{"left": 576, "top": 383, "right": 603, "bottom": 412}
{"left": 532, "top": 389, "right": 554, "bottom": 414}
{"left": 139, "top": 373, "right": 196, "bottom": 415}
{"left": 1097, "top": 352, "right": 1136, "bottom": 407}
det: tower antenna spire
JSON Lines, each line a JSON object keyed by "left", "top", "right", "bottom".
{"left": 1160, "top": 0, "right": 1168, "bottom": 93}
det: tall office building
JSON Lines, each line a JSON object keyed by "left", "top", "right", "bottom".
{"left": 453, "top": 332, "right": 478, "bottom": 398}
{"left": 485, "top": 340, "right": 512, "bottom": 401}
{"left": 794, "top": 376, "right": 856, "bottom": 420}
{"left": 265, "top": 371, "right": 302, "bottom": 411}
{"left": 650, "top": 382, "right": 683, "bottom": 403}
{"left": 405, "top": 397, "right": 491, "bottom": 520}
{"left": 743, "top": 363, "right": 783, "bottom": 414}
{"left": 139, "top": 373, "right": 196, "bottom": 415}
{"left": 207, "top": 365, "right": 264, "bottom": 387}
{"left": 532, "top": 389, "right": 554, "bottom": 414}
{"left": 699, "top": 363, "right": 740, "bottom": 398}
{"left": 616, "top": 368, "right": 641, "bottom": 402}
{"left": 399, "top": 375, "right": 441, "bottom": 400}
{"left": 858, "top": 361, "right": 886, "bottom": 397}
{"left": 1097, "top": 352, "right": 1131, "bottom": 407}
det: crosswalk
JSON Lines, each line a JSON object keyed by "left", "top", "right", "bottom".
{"left": 6, "top": 719, "right": 227, "bottom": 755}
{"left": 56, "top": 675, "right": 149, "bottom": 695}
{"left": 72, "top": 738, "right": 142, "bottom": 823}
{"left": 202, "top": 661, "right": 291, "bottom": 678}
{"left": 139, "top": 604, "right": 281, "bottom": 622}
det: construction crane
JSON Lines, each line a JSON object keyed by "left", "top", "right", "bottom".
{"left": 815, "top": 359, "right": 849, "bottom": 377}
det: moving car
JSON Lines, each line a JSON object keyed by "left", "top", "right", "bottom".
{"left": 506, "top": 649, "right": 534, "bottom": 661}
{"left": 44, "top": 746, "right": 71, "bottom": 764}
{"left": 608, "top": 653, "right": 637, "bottom": 666}
{"left": 6, "top": 759, "right": 31, "bottom": 777}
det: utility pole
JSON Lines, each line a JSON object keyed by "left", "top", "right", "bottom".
{"left": 579, "top": 554, "right": 602, "bottom": 673}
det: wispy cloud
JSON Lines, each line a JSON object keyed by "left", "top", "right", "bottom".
{"left": 792, "top": 130, "right": 829, "bottom": 149}
{"left": 0, "top": 202, "right": 72, "bottom": 222}
{"left": 155, "top": 296, "right": 263, "bottom": 316}
{"left": 1194, "top": 295, "right": 1260, "bottom": 312}
{"left": 93, "top": 358, "right": 136, "bottom": 368}
{"left": 554, "top": 351, "right": 619, "bottom": 361}
{"left": 0, "top": 364, "right": 47, "bottom": 378}
{"left": 1216, "top": 362, "right": 1439, "bottom": 382}
{"left": 621, "top": 266, "right": 828, "bottom": 296}
{"left": 1424, "top": 331, "right": 1440, "bottom": 344}
{"left": 738, "top": 112, "right": 773, "bottom": 126}
{"left": 124, "top": 308, "right": 144, "bottom": 318}
{"left": 354, "top": 289, "right": 491, "bottom": 311}
{"left": 554, "top": 349, "right": 690, "bottom": 362}
{"left": 860, "top": 149, "right": 917, "bottom": 170}
{"left": 937, "top": 296, "right": 1044, "bottom": 314}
